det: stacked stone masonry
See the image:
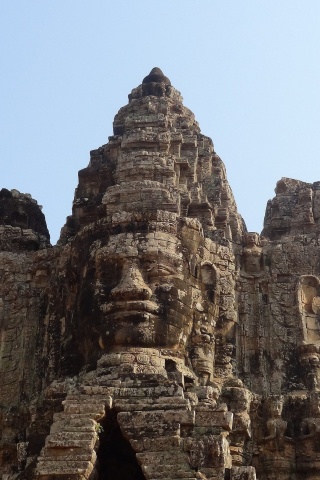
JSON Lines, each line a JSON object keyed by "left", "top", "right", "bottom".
{"left": 1, "top": 68, "right": 320, "bottom": 479}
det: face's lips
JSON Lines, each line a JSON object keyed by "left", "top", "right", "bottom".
{"left": 102, "top": 300, "right": 159, "bottom": 316}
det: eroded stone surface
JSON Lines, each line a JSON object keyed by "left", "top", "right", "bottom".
{"left": 1, "top": 69, "right": 320, "bottom": 480}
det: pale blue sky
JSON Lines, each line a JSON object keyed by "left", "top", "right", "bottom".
{"left": 1, "top": 1, "right": 320, "bottom": 244}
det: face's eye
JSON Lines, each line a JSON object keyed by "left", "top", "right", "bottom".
{"left": 97, "top": 261, "right": 122, "bottom": 294}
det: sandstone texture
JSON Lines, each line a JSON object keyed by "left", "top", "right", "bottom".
{"left": 1, "top": 68, "right": 320, "bottom": 480}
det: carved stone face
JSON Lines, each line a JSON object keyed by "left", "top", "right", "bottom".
{"left": 244, "top": 232, "right": 260, "bottom": 247}
{"left": 268, "top": 398, "right": 284, "bottom": 417}
{"left": 95, "top": 230, "right": 190, "bottom": 349}
{"left": 93, "top": 226, "right": 218, "bottom": 356}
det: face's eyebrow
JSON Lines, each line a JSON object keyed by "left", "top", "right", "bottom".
{"left": 96, "top": 232, "right": 183, "bottom": 263}
{"left": 96, "top": 237, "right": 139, "bottom": 259}
{"left": 140, "top": 250, "right": 183, "bottom": 268}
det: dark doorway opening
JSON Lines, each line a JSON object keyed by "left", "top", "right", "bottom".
{"left": 96, "top": 409, "right": 146, "bottom": 480}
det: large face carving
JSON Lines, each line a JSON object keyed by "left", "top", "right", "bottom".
{"left": 95, "top": 229, "right": 189, "bottom": 349}
{"left": 92, "top": 224, "right": 218, "bottom": 358}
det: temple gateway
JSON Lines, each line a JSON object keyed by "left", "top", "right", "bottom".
{"left": 1, "top": 68, "right": 320, "bottom": 480}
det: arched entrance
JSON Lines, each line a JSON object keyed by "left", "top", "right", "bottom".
{"left": 96, "top": 409, "right": 146, "bottom": 480}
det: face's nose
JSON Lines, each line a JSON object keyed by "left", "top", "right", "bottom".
{"left": 111, "top": 262, "right": 152, "bottom": 301}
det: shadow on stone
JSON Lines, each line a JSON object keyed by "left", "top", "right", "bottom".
{"left": 96, "top": 409, "right": 146, "bottom": 480}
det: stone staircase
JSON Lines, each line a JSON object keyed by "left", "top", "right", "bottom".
{"left": 36, "top": 394, "right": 111, "bottom": 480}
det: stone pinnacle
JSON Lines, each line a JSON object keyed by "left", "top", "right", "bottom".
{"left": 142, "top": 67, "right": 171, "bottom": 85}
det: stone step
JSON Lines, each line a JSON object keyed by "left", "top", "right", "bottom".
{"left": 63, "top": 403, "right": 105, "bottom": 416}
{"left": 36, "top": 459, "right": 94, "bottom": 477}
{"left": 45, "top": 440, "right": 96, "bottom": 451}
{"left": 118, "top": 409, "right": 194, "bottom": 427}
{"left": 114, "top": 398, "right": 189, "bottom": 411}
{"left": 79, "top": 385, "right": 116, "bottom": 395}
{"left": 64, "top": 394, "right": 112, "bottom": 406}
{"left": 142, "top": 463, "right": 195, "bottom": 478}
{"left": 36, "top": 474, "right": 86, "bottom": 480}
{"left": 40, "top": 447, "right": 96, "bottom": 461}
{"left": 46, "top": 431, "right": 95, "bottom": 442}
{"left": 50, "top": 418, "right": 96, "bottom": 434}
{"left": 130, "top": 434, "right": 181, "bottom": 452}
{"left": 45, "top": 433, "right": 96, "bottom": 450}
{"left": 53, "top": 412, "right": 102, "bottom": 422}
{"left": 137, "top": 450, "right": 189, "bottom": 465}
{"left": 80, "top": 384, "right": 183, "bottom": 398}
{"left": 124, "top": 423, "right": 180, "bottom": 438}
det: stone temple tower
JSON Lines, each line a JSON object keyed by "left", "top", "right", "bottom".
{"left": 2, "top": 68, "right": 320, "bottom": 480}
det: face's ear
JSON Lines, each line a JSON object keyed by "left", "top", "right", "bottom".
{"left": 200, "top": 262, "right": 217, "bottom": 285}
